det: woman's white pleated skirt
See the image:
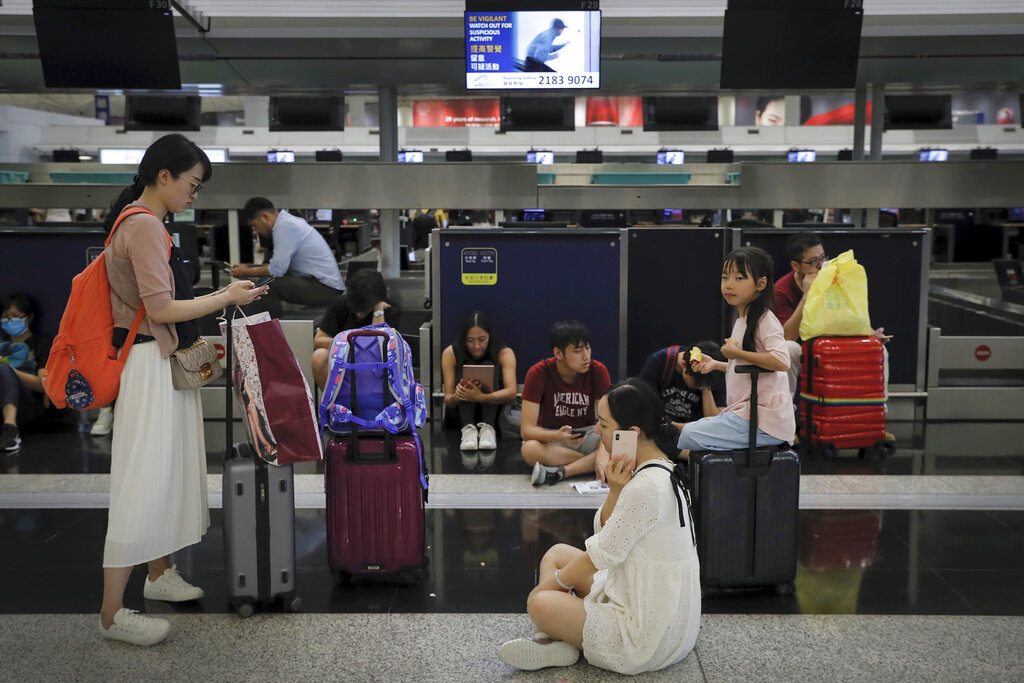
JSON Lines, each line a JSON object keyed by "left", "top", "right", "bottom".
{"left": 103, "top": 342, "right": 210, "bottom": 568}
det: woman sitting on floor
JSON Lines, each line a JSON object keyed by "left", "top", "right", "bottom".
{"left": 498, "top": 378, "right": 701, "bottom": 674}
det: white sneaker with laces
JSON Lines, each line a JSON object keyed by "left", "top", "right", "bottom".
{"left": 498, "top": 637, "right": 580, "bottom": 670}
{"left": 143, "top": 565, "right": 204, "bottom": 602}
{"left": 99, "top": 608, "right": 170, "bottom": 646}
{"left": 460, "top": 424, "right": 479, "bottom": 451}
{"left": 477, "top": 422, "right": 497, "bottom": 450}
{"left": 90, "top": 406, "right": 114, "bottom": 436}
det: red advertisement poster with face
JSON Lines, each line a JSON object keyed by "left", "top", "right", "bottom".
{"left": 412, "top": 99, "right": 500, "bottom": 127}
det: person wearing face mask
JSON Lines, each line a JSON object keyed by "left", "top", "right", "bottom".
{"left": 0, "top": 293, "right": 52, "bottom": 452}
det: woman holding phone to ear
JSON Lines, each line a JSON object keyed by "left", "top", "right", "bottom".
{"left": 499, "top": 379, "right": 700, "bottom": 674}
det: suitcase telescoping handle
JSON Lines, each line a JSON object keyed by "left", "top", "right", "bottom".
{"left": 225, "top": 315, "right": 234, "bottom": 455}
{"left": 344, "top": 328, "right": 394, "bottom": 462}
{"left": 734, "top": 364, "right": 774, "bottom": 476}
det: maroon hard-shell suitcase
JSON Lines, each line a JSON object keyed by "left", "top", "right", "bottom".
{"left": 323, "top": 328, "right": 428, "bottom": 582}
{"left": 325, "top": 434, "right": 427, "bottom": 581}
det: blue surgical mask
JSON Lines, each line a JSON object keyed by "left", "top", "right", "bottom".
{"left": 1, "top": 317, "right": 27, "bottom": 337}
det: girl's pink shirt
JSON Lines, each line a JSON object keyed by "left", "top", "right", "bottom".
{"left": 722, "top": 310, "right": 796, "bottom": 442}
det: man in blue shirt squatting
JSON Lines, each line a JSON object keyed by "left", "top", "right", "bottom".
{"left": 523, "top": 18, "right": 569, "bottom": 72}
{"left": 231, "top": 197, "right": 345, "bottom": 317}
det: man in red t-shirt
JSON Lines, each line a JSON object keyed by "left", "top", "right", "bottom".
{"left": 775, "top": 232, "right": 892, "bottom": 417}
{"left": 521, "top": 320, "right": 611, "bottom": 486}
{"left": 774, "top": 233, "right": 826, "bottom": 395}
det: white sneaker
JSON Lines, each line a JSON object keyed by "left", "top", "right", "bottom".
{"left": 90, "top": 406, "right": 114, "bottom": 436}
{"left": 477, "top": 422, "right": 497, "bottom": 450}
{"left": 99, "top": 608, "right": 169, "bottom": 646}
{"left": 460, "top": 424, "right": 479, "bottom": 451}
{"left": 143, "top": 565, "right": 204, "bottom": 602}
{"left": 498, "top": 637, "right": 580, "bottom": 670}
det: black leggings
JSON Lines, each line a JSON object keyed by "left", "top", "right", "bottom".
{"left": 458, "top": 401, "right": 498, "bottom": 428}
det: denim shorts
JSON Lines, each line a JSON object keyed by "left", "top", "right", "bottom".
{"left": 677, "top": 411, "right": 784, "bottom": 451}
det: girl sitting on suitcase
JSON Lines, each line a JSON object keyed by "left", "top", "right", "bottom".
{"left": 498, "top": 379, "right": 700, "bottom": 674}
{"left": 678, "top": 246, "right": 795, "bottom": 451}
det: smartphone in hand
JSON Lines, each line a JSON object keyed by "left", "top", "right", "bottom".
{"left": 611, "top": 430, "right": 638, "bottom": 460}
{"left": 568, "top": 426, "right": 591, "bottom": 437}
{"left": 254, "top": 276, "right": 276, "bottom": 288}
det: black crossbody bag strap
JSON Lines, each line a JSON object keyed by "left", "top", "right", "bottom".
{"left": 634, "top": 461, "right": 697, "bottom": 547}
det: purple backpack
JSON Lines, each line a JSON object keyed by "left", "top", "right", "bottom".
{"left": 319, "top": 324, "right": 427, "bottom": 435}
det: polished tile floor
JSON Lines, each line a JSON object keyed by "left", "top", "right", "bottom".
{"left": 2, "top": 414, "right": 1023, "bottom": 620}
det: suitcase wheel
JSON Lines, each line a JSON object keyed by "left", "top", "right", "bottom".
{"left": 335, "top": 571, "right": 352, "bottom": 586}
{"left": 236, "top": 602, "right": 255, "bottom": 619}
{"left": 860, "top": 440, "right": 896, "bottom": 460}
{"left": 775, "top": 582, "right": 795, "bottom": 596}
{"left": 287, "top": 596, "right": 303, "bottom": 613}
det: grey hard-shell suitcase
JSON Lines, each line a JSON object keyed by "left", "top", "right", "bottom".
{"left": 221, "top": 320, "right": 301, "bottom": 617}
{"left": 689, "top": 364, "right": 800, "bottom": 593}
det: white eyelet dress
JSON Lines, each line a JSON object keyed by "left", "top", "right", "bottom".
{"left": 582, "top": 466, "right": 701, "bottom": 675}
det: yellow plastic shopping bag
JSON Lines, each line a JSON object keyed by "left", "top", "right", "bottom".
{"left": 799, "top": 249, "right": 872, "bottom": 339}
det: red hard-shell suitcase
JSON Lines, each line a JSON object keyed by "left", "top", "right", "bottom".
{"left": 800, "top": 337, "right": 890, "bottom": 455}
{"left": 323, "top": 328, "right": 428, "bottom": 582}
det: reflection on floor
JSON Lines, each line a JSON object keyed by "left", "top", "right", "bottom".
{"left": 3, "top": 505, "right": 1024, "bottom": 617}
{"left": 2, "top": 414, "right": 1024, "bottom": 681}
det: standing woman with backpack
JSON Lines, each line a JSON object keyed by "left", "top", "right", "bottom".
{"left": 98, "top": 134, "right": 267, "bottom": 646}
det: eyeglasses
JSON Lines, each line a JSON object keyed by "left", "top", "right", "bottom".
{"left": 179, "top": 176, "right": 203, "bottom": 195}
{"left": 1, "top": 316, "right": 26, "bottom": 324}
{"left": 798, "top": 254, "right": 827, "bottom": 268}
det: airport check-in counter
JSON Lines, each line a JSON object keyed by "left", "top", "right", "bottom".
{"left": 740, "top": 228, "right": 932, "bottom": 402}
{"left": 5, "top": 160, "right": 1023, "bottom": 424}
{"left": 431, "top": 227, "right": 932, "bottom": 401}
{"left": 926, "top": 286, "right": 1024, "bottom": 421}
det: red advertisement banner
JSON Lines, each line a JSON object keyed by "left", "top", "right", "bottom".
{"left": 413, "top": 99, "right": 500, "bottom": 127}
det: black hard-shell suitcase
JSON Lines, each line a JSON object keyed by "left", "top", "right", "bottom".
{"left": 689, "top": 364, "right": 799, "bottom": 592}
{"left": 221, "top": 318, "right": 301, "bottom": 617}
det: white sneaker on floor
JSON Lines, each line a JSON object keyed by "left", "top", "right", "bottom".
{"left": 90, "top": 406, "right": 114, "bottom": 436}
{"left": 498, "top": 637, "right": 580, "bottom": 670}
{"left": 143, "top": 565, "right": 204, "bottom": 602}
{"left": 99, "top": 608, "right": 169, "bottom": 646}
{"left": 460, "top": 424, "right": 479, "bottom": 451}
{"left": 477, "top": 422, "right": 497, "bottom": 450}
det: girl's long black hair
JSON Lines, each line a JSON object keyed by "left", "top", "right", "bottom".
{"left": 104, "top": 133, "right": 212, "bottom": 233}
{"left": 722, "top": 246, "right": 775, "bottom": 352}
{"left": 452, "top": 310, "right": 506, "bottom": 366}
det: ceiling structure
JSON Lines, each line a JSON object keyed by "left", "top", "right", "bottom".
{"left": 0, "top": 0, "right": 1022, "bottom": 109}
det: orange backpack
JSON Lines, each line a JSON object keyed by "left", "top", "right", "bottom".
{"left": 44, "top": 206, "right": 171, "bottom": 410}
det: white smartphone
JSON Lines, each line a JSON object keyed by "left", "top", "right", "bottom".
{"left": 611, "top": 430, "right": 638, "bottom": 461}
